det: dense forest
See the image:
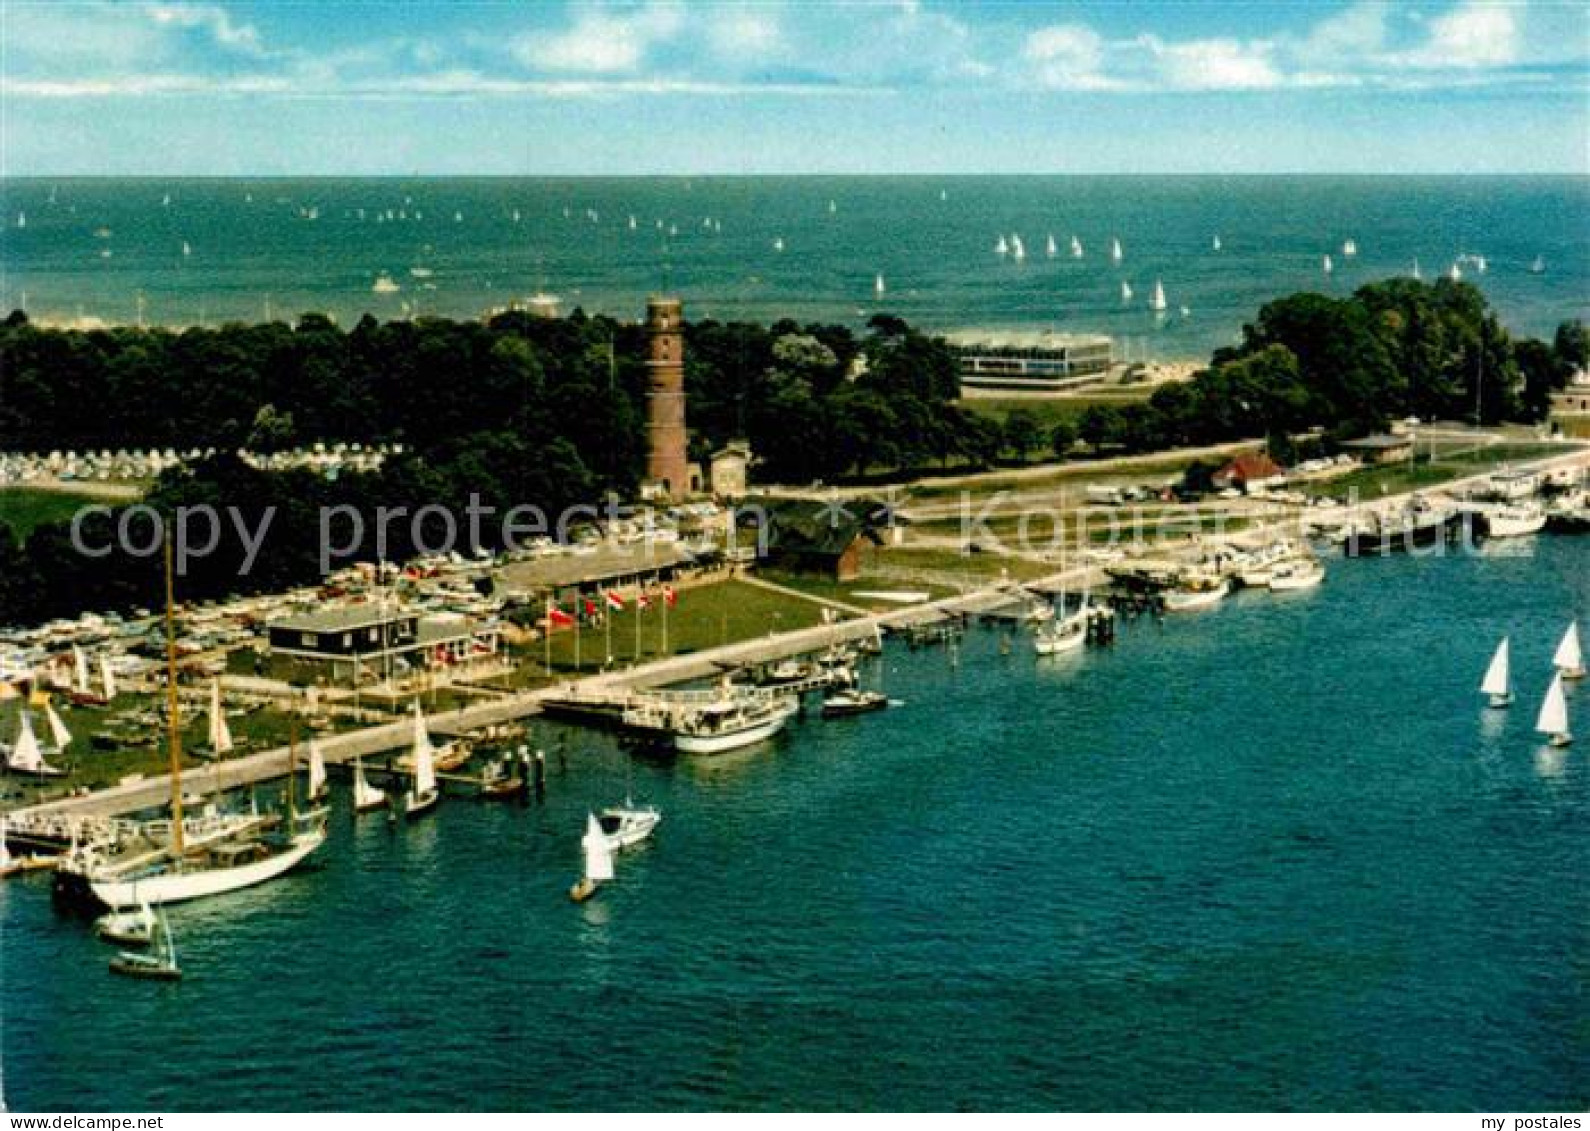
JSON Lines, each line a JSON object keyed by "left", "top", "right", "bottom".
{"left": 0, "top": 279, "right": 1585, "bottom": 626}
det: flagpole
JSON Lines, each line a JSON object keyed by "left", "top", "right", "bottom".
{"left": 605, "top": 594, "right": 613, "bottom": 669}
{"left": 662, "top": 579, "right": 669, "bottom": 655}
{"left": 544, "top": 596, "right": 552, "bottom": 676}
{"left": 574, "top": 599, "right": 582, "bottom": 673}
{"left": 634, "top": 586, "right": 642, "bottom": 663}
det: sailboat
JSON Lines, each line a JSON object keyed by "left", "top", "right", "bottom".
{"left": 828, "top": 199, "right": 837, "bottom": 214}
{"left": 7, "top": 711, "right": 65, "bottom": 777}
{"left": 1070, "top": 235, "right": 1083, "bottom": 258}
{"left": 207, "top": 679, "right": 233, "bottom": 758}
{"left": 1211, "top": 234, "right": 1222, "bottom": 252}
{"left": 100, "top": 656, "right": 118, "bottom": 701}
{"left": 181, "top": 241, "right": 191, "bottom": 258}
{"left": 995, "top": 235, "right": 1009, "bottom": 256}
{"left": 1535, "top": 674, "right": 1573, "bottom": 747}
{"left": 1010, "top": 234, "right": 1026, "bottom": 262}
{"left": 1322, "top": 254, "right": 1334, "bottom": 274}
{"left": 1554, "top": 621, "right": 1585, "bottom": 679}
{"left": 1529, "top": 255, "right": 1545, "bottom": 275}
{"left": 1120, "top": 281, "right": 1134, "bottom": 304}
{"left": 1342, "top": 238, "right": 1358, "bottom": 258}
{"left": 44, "top": 701, "right": 72, "bottom": 750}
{"left": 772, "top": 236, "right": 785, "bottom": 252}
{"left": 109, "top": 907, "right": 180, "bottom": 981}
{"left": 52, "top": 537, "right": 326, "bottom": 910}
{"left": 15, "top": 211, "right": 24, "bottom": 229}
{"left": 351, "top": 756, "right": 387, "bottom": 813}
{"left": 1479, "top": 637, "right": 1512, "bottom": 708}
{"left": 1045, "top": 234, "right": 1058, "bottom": 258}
{"left": 1448, "top": 261, "right": 1463, "bottom": 282}
{"left": 306, "top": 738, "right": 328, "bottom": 804}
{"left": 874, "top": 273, "right": 886, "bottom": 299}
{"left": 1149, "top": 280, "right": 1167, "bottom": 313}
{"left": 569, "top": 813, "right": 616, "bottom": 903}
{"left": 404, "top": 703, "right": 440, "bottom": 818}
{"left": 1411, "top": 258, "right": 1422, "bottom": 280}
{"left": 1110, "top": 237, "right": 1123, "bottom": 264}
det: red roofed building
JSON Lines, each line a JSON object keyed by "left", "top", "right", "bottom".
{"left": 1212, "top": 452, "right": 1287, "bottom": 493}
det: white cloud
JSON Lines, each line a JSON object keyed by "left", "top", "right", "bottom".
{"left": 706, "top": 8, "right": 784, "bottom": 58}
{"left": 1023, "top": 25, "right": 1118, "bottom": 90}
{"left": 1400, "top": 1, "right": 1521, "bottom": 68}
{"left": 513, "top": 2, "right": 684, "bottom": 74}
{"left": 144, "top": 3, "right": 265, "bottom": 55}
{"left": 1142, "top": 35, "right": 1284, "bottom": 91}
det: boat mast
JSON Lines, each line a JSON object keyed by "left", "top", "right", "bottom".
{"left": 164, "top": 525, "right": 185, "bottom": 856}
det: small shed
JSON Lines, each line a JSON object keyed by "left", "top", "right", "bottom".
{"left": 1341, "top": 434, "right": 1414, "bottom": 465}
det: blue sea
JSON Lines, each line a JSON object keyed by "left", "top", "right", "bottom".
{"left": 3, "top": 538, "right": 1586, "bottom": 1111}
{"left": 0, "top": 177, "right": 1586, "bottom": 356}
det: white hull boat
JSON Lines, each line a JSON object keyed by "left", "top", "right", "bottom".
{"left": 1268, "top": 560, "right": 1324, "bottom": 591}
{"left": 1164, "top": 579, "right": 1230, "bottom": 612}
{"left": 1535, "top": 673, "right": 1573, "bottom": 747}
{"left": 1485, "top": 506, "right": 1546, "bottom": 539}
{"left": 597, "top": 803, "right": 661, "bottom": 850}
{"left": 89, "top": 828, "right": 326, "bottom": 909}
{"left": 675, "top": 711, "right": 789, "bottom": 755}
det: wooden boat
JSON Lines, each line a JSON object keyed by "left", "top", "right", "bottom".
{"left": 109, "top": 908, "right": 180, "bottom": 981}
{"left": 1479, "top": 637, "right": 1512, "bottom": 709}
{"left": 477, "top": 758, "right": 525, "bottom": 801}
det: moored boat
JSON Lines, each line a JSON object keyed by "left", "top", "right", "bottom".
{"left": 672, "top": 696, "right": 794, "bottom": 755}
{"left": 821, "top": 688, "right": 890, "bottom": 716}
{"left": 108, "top": 908, "right": 180, "bottom": 981}
{"left": 1163, "top": 576, "right": 1230, "bottom": 612}
{"left": 1268, "top": 559, "right": 1325, "bottom": 591}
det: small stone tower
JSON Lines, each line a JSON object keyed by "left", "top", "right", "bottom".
{"left": 644, "top": 296, "right": 689, "bottom": 497}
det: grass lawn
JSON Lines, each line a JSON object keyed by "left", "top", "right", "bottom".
{"left": 961, "top": 389, "right": 1159, "bottom": 431}
{"left": 0, "top": 488, "right": 101, "bottom": 540}
{"left": 1325, "top": 441, "right": 1573, "bottom": 500}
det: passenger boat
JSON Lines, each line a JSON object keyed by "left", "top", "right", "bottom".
{"left": 672, "top": 696, "right": 795, "bottom": 755}
{"left": 1479, "top": 637, "right": 1512, "bottom": 709}
{"left": 1268, "top": 559, "right": 1325, "bottom": 591}
{"left": 1163, "top": 576, "right": 1230, "bottom": 612}
{"left": 597, "top": 801, "right": 661, "bottom": 850}
{"left": 821, "top": 688, "right": 890, "bottom": 717}
{"left": 1535, "top": 674, "right": 1573, "bottom": 747}
{"left": 1554, "top": 621, "right": 1585, "bottom": 680}
{"left": 109, "top": 908, "right": 180, "bottom": 981}
{"left": 569, "top": 814, "right": 615, "bottom": 903}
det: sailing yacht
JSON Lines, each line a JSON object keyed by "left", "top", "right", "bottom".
{"left": 1120, "top": 281, "right": 1134, "bottom": 304}
{"left": 1530, "top": 255, "right": 1546, "bottom": 275}
{"left": 570, "top": 813, "right": 616, "bottom": 902}
{"left": 1149, "top": 280, "right": 1168, "bottom": 313}
{"left": 1070, "top": 235, "right": 1083, "bottom": 258}
{"left": 1110, "top": 237, "right": 1123, "bottom": 264}
{"left": 1448, "top": 262, "right": 1463, "bottom": 282}
{"left": 1479, "top": 637, "right": 1512, "bottom": 708}
{"left": 995, "top": 235, "right": 1009, "bottom": 256}
{"left": 44, "top": 701, "right": 72, "bottom": 750}
{"left": 404, "top": 703, "right": 440, "bottom": 818}
{"left": 1554, "top": 621, "right": 1585, "bottom": 679}
{"left": 1212, "top": 234, "right": 1222, "bottom": 252}
{"left": 1010, "top": 235, "right": 1026, "bottom": 262}
{"left": 52, "top": 540, "right": 326, "bottom": 910}
{"left": 1411, "top": 259, "right": 1423, "bottom": 280}
{"left": 1535, "top": 674, "right": 1573, "bottom": 747}
{"left": 1045, "top": 234, "right": 1058, "bottom": 258}
{"left": 772, "top": 236, "right": 785, "bottom": 252}
{"left": 351, "top": 756, "right": 387, "bottom": 813}
{"left": 874, "top": 273, "right": 886, "bottom": 299}
{"left": 1322, "top": 254, "right": 1334, "bottom": 274}
{"left": 15, "top": 212, "right": 24, "bottom": 229}
{"left": 1342, "top": 238, "right": 1358, "bottom": 257}
{"left": 181, "top": 241, "right": 191, "bottom": 258}
{"left": 109, "top": 908, "right": 180, "bottom": 981}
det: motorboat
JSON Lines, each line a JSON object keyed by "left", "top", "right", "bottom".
{"left": 821, "top": 688, "right": 890, "bottom": 717}
{"left": 1163, "top": 576, "right": 1230, "bottom": 612}
{"left": 672, "top": 696, "right": 795, "bottom": 755}
{"left": 95, "top": 902, "right": 155, "bottom": 946}
{"left": 1268, "top": 559, "right": 1325, "bottom": 591}
{"left": 597, "top": 801, "right": 661, "bottom": 850}
{"left": 1482, "top": 505, "right": 1546, "bottom": 539}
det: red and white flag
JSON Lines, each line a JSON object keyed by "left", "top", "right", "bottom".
{"left": 637, "top": 590, "right": 651, "bottom": 611}
{"left": 663, "top": 585, "right": 677, "bottom": 607}
{"left": 604, "top": 590, "right": 625, "bottom": 611}
{"left": 546, "top": 599, "right": 575, "bottom": 629}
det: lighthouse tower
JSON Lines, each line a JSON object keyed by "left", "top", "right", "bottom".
{"left": 644, "top": 296, "right": 689, "bottom": 498}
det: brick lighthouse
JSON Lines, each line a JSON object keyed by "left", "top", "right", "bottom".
{"left": 644, "top": 296, "right": 690, "bottom": 498}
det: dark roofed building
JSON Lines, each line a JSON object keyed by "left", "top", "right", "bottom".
{"left": 1341, "top": 434, "right": 1414, "bottom": 465}
{"left": 736, "top": 496, "right": 901, "bottom": 581}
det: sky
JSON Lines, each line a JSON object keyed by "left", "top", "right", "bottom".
{"left": 1, "top": 0, "right": 1587, "bottom": 175}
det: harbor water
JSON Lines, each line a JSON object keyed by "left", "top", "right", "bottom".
{"left": 2, "top": 176, "right": 1587, "bottom": 357}
{"left": 3, "top": 538, "right": 1586, "bottom": 1110}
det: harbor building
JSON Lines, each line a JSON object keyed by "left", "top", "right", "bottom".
{"left": 736, "top": 497, "right": 902, "bottom": 582}
{"left": 644, "top": 297, "right": 692, "bottom": 499}
{"left": 1340, "top": 434, "right": 1414, "bottom": 466}
{"left": 947, "top": 331, "right": 1114, "bottom": 393}
{"left": 266, "top": 606, "right": 498, "bottom": 681}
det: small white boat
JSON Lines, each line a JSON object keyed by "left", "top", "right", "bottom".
{"left": 15, "top": 211, "right": 24, "bottom": 229}
{"left": 372, "top": 273, "right": 401, "bottom": 294}
{"left": 181, "top": 241, "right": 191, "bottom": 258}
{"left": 772, "top": 236, "right": 784, "bottom": 252}
{"left": 95, "top": 901, "right": 155, "bottom": 946}
{"left": 821, "top": 688, "right": 890, "bottom": 716}
{"left": 108, "top": 908, "right": 180, "bottom": 981}
{"left": 1322, "top": 254, "right": 1334, "bottom": 274}
{"left": 1554, "top": 621, "right": 1585, "bottom": 680}
{"left": 874, "top": 273, "right": 886, "bottom": 298}
{"left": 1479, "top": 637, "right": 1512, "bottom": 709}
{"left": 1163, "top": 578, "right": 1230, "bottom": 612}
{"left": 1411, "top": 258, "right": 1422, "bottom": 280}
{"left": 1070, "top": 235, "right": 1083, "bottom": 258}
{"left": 1485, "top": 505, "right": 1546, "bottom": 539}
{"left": 570, "top": 813, "right": 616, "bottom": 902}
{"left": 1034, "top": 612, "right": 1087, "bottom": 655}
{"left": 597, "top": 802, "right": 661, "bottom": 850}
{"left": 1448, "top": 262, "right": 1463, "bottom": 282}
{"left": 1342, "top": 238, "right": 1358, "bottom": 258}
{"left": 1149, "top": 280, "right": 1167, "bottom": 313}
{"left": 409, "top": 266, "right": 434, "bottom": 279}
{"left": 1010, "top": 234, "right": 1026, "bottom": 262}
{"left": 403, "top": 703, "right": 440, "bottom": 818}
{"left": 1535, "top": 673, "right": 1573, "bottom": 747}
{"left": 352, "top": 756, "right": 386, "bottom": 813}
{"left": 6, "top": 711, "right": 65, "bottom": 777}
{"left": 1120, "top": 281, "right": 1133, "bottom": 303}
{"left": 1045, "top": 234, "right": 1058, "bottom": 258}
{"left": 1268, "top": 559, "right": 1324, "bottom": 591}
{"left": 1529, "top": 255, "right": 1545, "bottom": 275}
{"left": 1211, "top": 234, "right": 1222, "bottom": 252}
{"left": 1110, "top": 237, "right": 1123, "bottom": 264}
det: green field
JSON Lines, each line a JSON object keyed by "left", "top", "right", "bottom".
{"left": 0, "top": 488, "right": 100, "bottom": 540}
{"left": 1323, "top": 441, "right": 1573, "bottom": 500}
{"left": 960, "top": 389, "right": 1159, "bottom": 432}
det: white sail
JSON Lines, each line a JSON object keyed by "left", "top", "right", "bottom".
{"left": 208, "top": 679, "right": 233, "bottom": 755}
{"left": 73, "top": 646, "right": 90, "bottom": 691}
{"left": 1323, "top": 254, "right": 1334, "bottom": 274}
{"left": 1110, "top": 237, "right": 1123, "bottom": 263}
{"left": 1480, "top": 637, "right": 1510, "bottom": 698}
{"left": 1212, "top": 234, "right": 1222, "bottom": 251}
{"left": 1150, "top": 280, "right": 1167, "bottom": 312}
{"left": 995, "top": 235, "right": 1008, "bottom": 256}
{"left": 1070, "top": 235, "right": 1083, "bottom": 258}
{"left": 1342, "top": 238, "right": 1357, "bottom": 257}
{"left": 8, "top": 712, "right": 48, "bottom": 773}
{"left": 353, "top": 757, "right": 384, "bottom": 809}
{"left": 583, "top": 813, "right": 615, "bottom": 883}
{"left": 100, "top": 656, "right": 118, "bottom": 701}
{"left": 1554, "top": 622, "right": 1582, "bottom": 674}
{"left": 1045, "top": 234, "right": 1057, "bottom": 258}
{"left": 1120, "top": 281, "right": 1133, "bottom": 303}
{"left": 772, "top": 236, "right": 784, "bottom": 252}
{"left": 1010, "top": 235, "right": 1026, "bottom": 261}
{"left": 1411, "top": 259, "right": 1422, "bottom": 280}
{"left": 307, "top": 739, "right": 327, "bottom": 799}
{"left": 45, "top": 702, "right": 72, "bottom": 749}
{"left": 874, "top": 273, "right": 886, "bottom": 298}
{"left": 1448, "top": 262, "right": 1462, "bottom": 282}
{"left": 1535, "top": 674, "right": 1569, "bottom": 738}
{"left": 411, "top": 704, "right": 437, "bottom": 796}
